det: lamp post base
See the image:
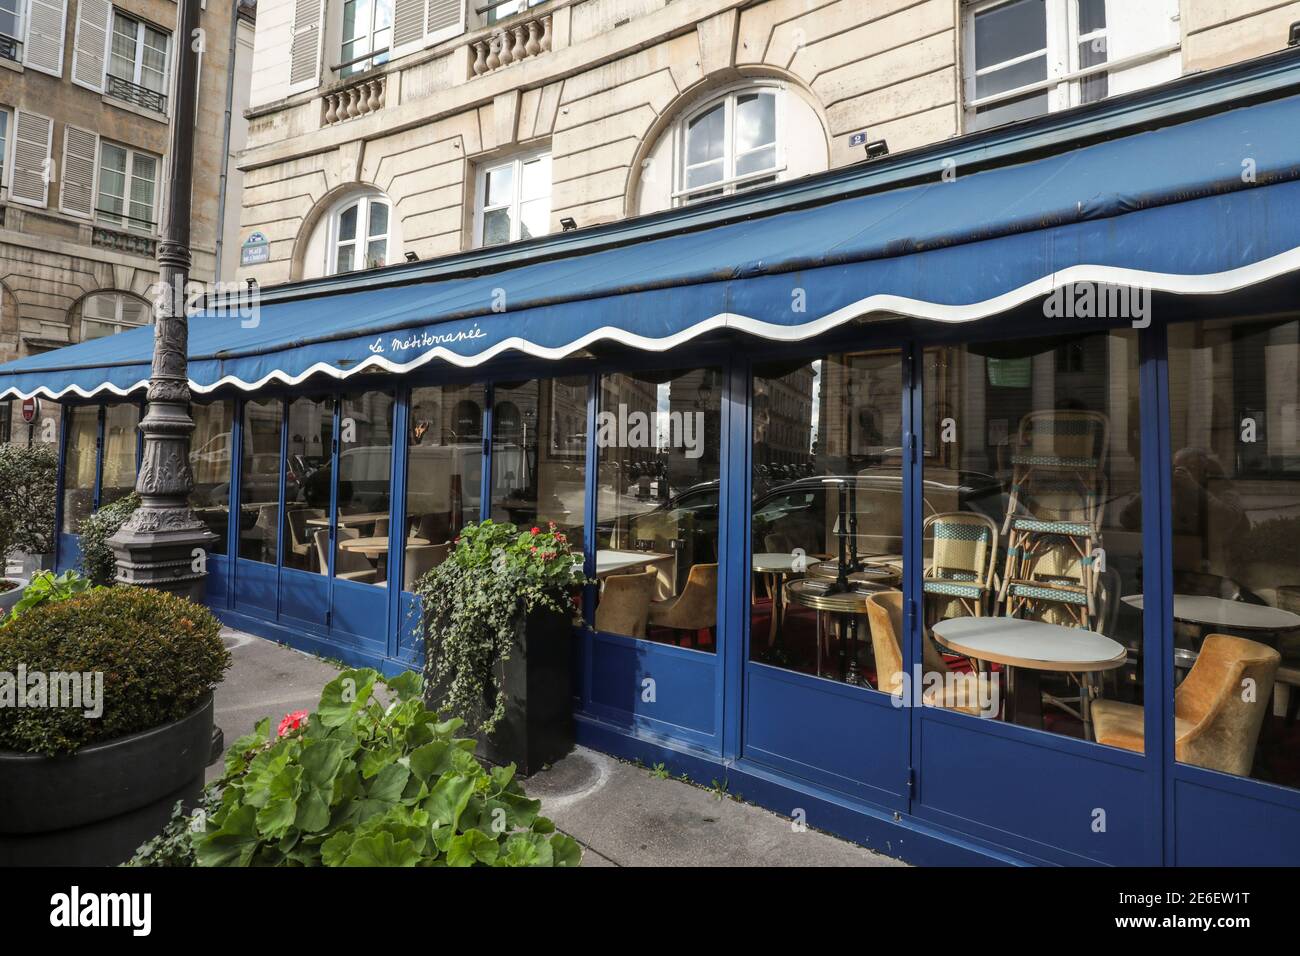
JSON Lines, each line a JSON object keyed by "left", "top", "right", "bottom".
{"left": 109, "top": 514, "right": 217, "bottom": 603}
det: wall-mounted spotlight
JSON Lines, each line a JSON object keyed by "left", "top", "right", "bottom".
{"left": 404, "top": 251, "right": 419, "bottom": 263}
{"left": 560, "top": 217, "right": 578, "bottom": 232}
{"left": 1290, "top": 20, "right": 1300, "bottom": 45}
{"left": 864, "top": 140, "right": 889, "bottom": 160}
{"left": 246, "top": 277, "right": 257, "bottom": 292}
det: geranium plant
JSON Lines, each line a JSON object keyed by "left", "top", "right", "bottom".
{"left": 411, "top": 520, "right": 586, "bottom": 734}
{"left": 184, "top": 668, "right": 581, "bottom": 867}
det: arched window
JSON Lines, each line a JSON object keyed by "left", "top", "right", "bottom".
{"left": 680, "top": 88, "right": 780, "bottom": 204}
{"left": 77, "top": 291, "right": 151, "bottom": 341}
{"left": 331, "top": 194, "right": 390, "bottom": 274}
{"left": 636, "top": 83, "right": 828, "bottom": 215}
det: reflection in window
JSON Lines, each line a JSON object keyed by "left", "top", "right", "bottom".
{"left": 490, "top": 377, "right": 587, "bottom": 542}
{"left": 283, "top": 397, "right": 334, "bottom": 574}
{"left": 925, "top": 331, "right": 1142, "bottom": 740}
{"left": 403, "top": 384, "right": 485, "bottom": 591}
{"left": 680, "top": 88, "right": 779, "bottom": 205}
{"left": 750, "top": 352, "right": 906, "bottom": 684}
{"left": 332, "top": 195, "right": 390, "bottom": 274}
{"left": 62, "top": 406, "right": 99, "bottom": 533}
{"left": 333, "top": 391, "right": 394, "bottom": 586}
{"left": 190, "top": 401, "right": 234, "bottom": 555}
{"left": 239, "top": 398, "right": 283, "bottom": 564}
{"left": 476, "top": 152, "right": 551, "bottom": 247}
{"left": 1136, "top": 318, "right": 1299, "bottom": 788}
{"left": 593, "top": 368, "right": 721, "bottom": 651}
{"left": 99, "top": 403, "right": 139, "bottom": 509}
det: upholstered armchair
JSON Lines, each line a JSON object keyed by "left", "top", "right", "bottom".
{"left": 649, "top": 563, "right": 718, "bottom": 646}
{"left": 595, "top": 568, "right": 658, "bottom": 638}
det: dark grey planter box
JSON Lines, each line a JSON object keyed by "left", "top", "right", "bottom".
{"left": 0, "top": 694, "right": 214, "bottom": 866}
{"left": 0, "top": 576, "right": 26, "bottom": 621}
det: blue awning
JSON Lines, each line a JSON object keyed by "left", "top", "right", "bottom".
{"left": 5, "top": 84, "right": 1300, "bottom": 401}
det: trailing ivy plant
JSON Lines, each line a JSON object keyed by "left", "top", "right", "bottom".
{"left": 0, "top": 442, "right": 57, "bottom": 560}
{"left": 77, "top": 492, "right": 140, "bottom": 586}
{"left": 187, "top": 668, "right": 581, "bottom": 867}
{"left": 411, "top": 520, "right": 586, "bottom": 735}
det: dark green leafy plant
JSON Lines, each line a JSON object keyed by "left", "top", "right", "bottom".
{"left": 412, "top": 520, "right": 586, "bottom": 734}
{"left": 190, "top": 668, "right": 582, "bottom": 867}
{"left": 124, "top": 785, "right": 222, "bottom": 867}
{"left": 77, "top": 492, "right": 140, "bottom": 586}
{"left": 0, "top": 442, "right": 57, "bottom": 559}
{"left": 3, "top": 569, "right": 100, "bottom": 626}
{"left": 0, "top": 586, "right": 229, "bottom": 756}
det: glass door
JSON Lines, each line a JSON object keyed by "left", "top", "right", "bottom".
{"left": 279, "top": 395, "right": 334, "bottom": 628}
{"left": 740, "top": 348, "right": 913, "bottom": 808}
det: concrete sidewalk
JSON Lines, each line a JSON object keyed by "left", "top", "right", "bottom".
{"left": 211, "top": 628, "right": 905, "bottom": 867}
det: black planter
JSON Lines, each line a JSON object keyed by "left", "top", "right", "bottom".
{"left": 427, "top": 607, "right": 574, "bottom": 777}
{"left": 0, "top": 694, "right": 214, "bottom": 866}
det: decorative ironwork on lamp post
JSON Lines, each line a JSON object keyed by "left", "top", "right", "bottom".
{"left": 109, "top": 0, "right": 215, "bottom": 598}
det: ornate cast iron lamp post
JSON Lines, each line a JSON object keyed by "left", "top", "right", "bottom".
{"left": 109, "top": 0, "right": 216, "bottom": 597}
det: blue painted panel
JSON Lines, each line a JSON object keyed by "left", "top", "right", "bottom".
{"left": 280, "top": 565, "right": 328, "bottom": 629}
{"left": 744, "top": 663, "right": 910, "bottom": 808}
{"left": 587, "top": 632, "right": 717, "bottom": 742}
{"left": 56, "top": 533, "right": 82, "bottom": 575}
{"left": 330, "top": 576, "right": 388, "bottom": 650}
{"left": 916, "top": 713, "right": 1150, "bottom": 865}
{"left": 233, "top": 558, "right": 278, "bottom": 617}
{"left": 1173, "top": 774, "right": 1300, "bottom": 866}
{"left": 397, "top": 590, "right": 422, "bottom": 656}
{"left": 204, "top": 555, "right": 230, "bottom": 609}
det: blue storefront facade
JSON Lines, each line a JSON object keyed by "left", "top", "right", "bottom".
{"left": 6, "top": 49, "right": 1300, "bottom": 866}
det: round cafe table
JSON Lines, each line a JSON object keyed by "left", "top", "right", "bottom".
{"left": 784, "top": 579, "right": 881, "bottom": 685}
{"left": 931, "top": 616, "right": 1126, "bottom": 736}
{"left": 752, "top": 553, "right": 803, "bottom": 648}
{"left": 339, "top": 535, "right": 430, "bottom": 582}
{"left": 1122, "top": 594, "right": 1300, "bottom": 633}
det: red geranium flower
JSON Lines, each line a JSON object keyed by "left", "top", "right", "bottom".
{"left": 278, "top": 710, "right": 309, "bottom": 737}
{"left": 531, "top": 526, "right": 540, "bottom": 535}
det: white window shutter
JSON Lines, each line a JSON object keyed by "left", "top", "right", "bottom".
{"left": 288, "top": 0, "right": 324, "bottom": 94}
{"left": 59, "top": 125, "right": 98, "bottom": 218}
{"left": 11, "top": 111, "right": 54, "bottom": 208}
{"left": 22, "top": 0, "right": 68, "bottom": 77}
{"left": 70, "top": 0, "right": 110, "bottom": 92}
{"left": 391, "top": 0, "right": 428, "bottom": 58}
{"left": 426, "top": 0, "right": 467, "bottom": 46}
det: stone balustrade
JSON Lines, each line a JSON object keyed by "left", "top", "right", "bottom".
{"left": 323, "top": 75, "right": 386, "bottom": 125}
{"left": 471, "top": 13, "right": 552, "bottom": 75}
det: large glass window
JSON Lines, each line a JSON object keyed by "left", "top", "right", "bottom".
{"left": 190, "top": 401, "right": 234, "bottom": 555}
{"left": 490, "top": 377, "right": 587, "bottom": 540}
{"left": 331, "top": 195, "right": 389, "bottom": 274}
{"left": 61, "top": 406, "right": 99, "bottom": 533}
{"left": 0, "top": 0, "right": 23, "bottom": 44}
{"left": 403, "top": 384, "right": 486, "bottom": 590}
{"left": 79, "top": 291, "right": 150, "bottom": 341}
{"left": 1155, "top": 318, "right": 1300, "bottom": 790}
{"left": 750, "top": 352, "right": 905, "bottom": 684}
{"left": 334, "top": 391, "right": 394, "bottom": 585}
{"left": 109, "top": 11, "right": 170, "bottom": 96}
{"left": 96, "top": 142, "right": 159, "bottom": 234}
{"left": 239, "top": 398, "right": 283, "bottom": 564}
{"left": 282, "top": 396, "right": 334, "bottom": 574}
{"left": 98, "top": 403, "right": 139, "bottom": 509}
{"left": 593, "top": 368, "right": 722, "bottom": 651}
{"left": 925, "top": 330, "right": 1142, "bottom": 738}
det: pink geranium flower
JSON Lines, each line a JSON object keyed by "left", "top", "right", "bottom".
{"left": 278, "top": 710, "right": 309, "bottom": 737}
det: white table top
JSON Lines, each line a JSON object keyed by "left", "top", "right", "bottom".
{"left": 1122, "top": 594, "right": 1300, "bottom": 631}
{"left": 306, "top": 511, "right": 389, "bottom": 528}
{"left": 752, "top": 552, "right": 802, "bottom": 573}
{"left": 593, "top": 549, "right": 673, "bottom": 578}
{"left": 932, "top": 616, "right": 1127, "bottom": 672}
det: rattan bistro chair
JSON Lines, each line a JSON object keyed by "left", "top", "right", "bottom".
{"left": 923, "top": 512, "right": 999, "bottom": 617}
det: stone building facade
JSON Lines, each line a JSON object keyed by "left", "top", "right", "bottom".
{"left": 0, "top": 0, "right": 253, "bottom": 440}
{"left": 237, "top": 0, "right": 1300, "bottom": 288}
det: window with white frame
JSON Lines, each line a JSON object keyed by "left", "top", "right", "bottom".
{"left": 331, "top": 194, "right": 390, "bottom": 274}
{"left": 79, "top": 292, "right": 151, "bottom": 341}
{"left": 677, "top": 88, "right": 780, "bottom": 206}
{"left": 108, "top": 10, "right": 170, "bottom": 104}
{"left": 340, "top": 0, "right": 393, "bottom": 77}
{"left": 0, "top": 0, "right": 22, "bottom": 55}
{"left": 96, "top": 141, "right": 159, "bottom": 234}
{"left": 475, "top": 151, "right": 550, "bottom": 248}
{"left": 483, "top": 0, "right": 547, "bottom": 27}
{"left": 0, "top": 108, "right": 9, "bottom": 193}
{"left": 963, "top": 0, "right": 1176, "bottom": 132}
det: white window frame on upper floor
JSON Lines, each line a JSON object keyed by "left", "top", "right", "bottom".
{"left": 0, "top": 106, "right": 12, "bottom": 201}
{"left": 473, "top": 147, "right": 551, "bottom": 248}
{"left": 95, "top": 139, "right": 161, "bottom": 235}
{"left": 671, "top": 83, "right": 786, "bottom": 207}
{"left": 107, "top": 8, "right": 171, "bottom": 95}
{"left": 0, "top": 0, "right": 24, "bottom": 59}
{"left": 78, "top": 290, "right": 152, "bottom": 342}
{"left": 326, "top": 191, "right": 393, "bottom": 275}
{"left": 337, "top": 0, "right": 393, "bottom": 77}
{"left": 961, "top": 0, "right": 1181, "bottom": 133}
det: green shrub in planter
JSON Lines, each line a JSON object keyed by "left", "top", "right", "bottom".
{"left": 188, "top": 668, "right": 581, "bottom": 867}
{"left": 3, "top": 569, "right": 100, "bottom": 627}
{"left": 0, "top": 586, "right": 229, "bottom": 756}
{"left": 0, "top": 442, "right": 57, "bottom": 560}
{"left": 77, "top": 492, "right": 140, "bottom": 587}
